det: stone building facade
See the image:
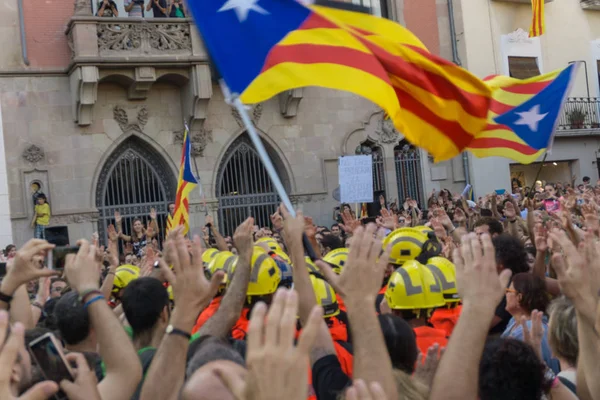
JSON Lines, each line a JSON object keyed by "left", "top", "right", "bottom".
{"left": 0, "top": 0, "right": 470, "bottom": 246}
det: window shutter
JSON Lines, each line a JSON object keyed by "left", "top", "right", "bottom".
{"left": 508, "top": 57, "right": 541, "bottom": 79}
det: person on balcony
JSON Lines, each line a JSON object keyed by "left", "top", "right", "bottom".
{"left": 146, "top": 0, "right": 168, "bottom": 17}
{"left": 97, "top": 0, "right": 119, "bottom": 17}
{"left": 125, "top": 0, "right": 144, "bottom": 17}
{"left": 168, "top": 0, "right": 185, "bottom": 17}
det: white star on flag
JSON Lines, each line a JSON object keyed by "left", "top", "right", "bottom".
{"left": 513, "top": 104, "right": 548, "bottom": 132}
{"left": 218, "top": 0, "right": 269, "bottom": 22}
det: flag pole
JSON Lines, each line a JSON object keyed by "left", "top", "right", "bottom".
{"left": 231, "top": 97, "right": 297, "bottom": 218}
{"left": 529, "top": 153, "right": 548, "bottom": 200}
{"left": 224, "top": 87, "right": 318, "bottom": 259}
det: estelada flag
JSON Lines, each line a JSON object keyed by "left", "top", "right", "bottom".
{"left": 188, "top": 0, "right": 493, "bottom": 162}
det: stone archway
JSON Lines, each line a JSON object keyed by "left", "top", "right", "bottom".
{"left": 215, "top": 133, "right": 289, "bottom": 236}
{"left": 95, "top": 136, "right": 176, "bottom": 244}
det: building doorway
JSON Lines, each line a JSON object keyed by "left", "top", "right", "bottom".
{"left": 95, "top": 137, "right": 176, "bottom": 246}
{"left": 216, "top": 134, "right": 288, "bottom": 237}
{"left": 509, "top": 160, "right": 573, "bottom": 191}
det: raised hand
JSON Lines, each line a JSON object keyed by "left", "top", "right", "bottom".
{"left": 430, "top": 218, "right": 447, "bottom": 240}
{"left": 270, "top": 210, "right": 284, "bottom": 232}
{"left": 114, "top": 211, "right": 122, "bottom": 225}
{"left": 60, "top": 353, "right": 102, "bottom": 400}
{"left": 233, "top": 217, "right": 254, "bottom": 260}
{"left": 315, "top": 224, "right": 390, "bottom": 300}
{"left": 520, "top": 310, "right": 543, "bottom": 361}
{"left": 452, "top": 233, "right": 512, "bottom": 310}
{"left": 0, "top": 312, "right": 59, "bottom": 399}
{"left": 150, "top": 208, "right": 157, "bottom": 220}
{"left": 340, "top": 210, "right": 361, "bottom": 235}
{"left": 549, "top": 229, "right": 599, "bottom": 323}
{"left": 378, "top": 209, "right": 397, "bottom": 231}
{"left": 214, "top": 289, "right": 322, "bottom": 400}
{"left": 533, "top": 223, "right": 547, "bottom": 253}
{"left": 107, "top": 224, "right": 118, "bottom": 242}
{"left": 503, "top": 202, "right": 516, "bottom": 220}
{"left": 303, "top": 216, "right": 317, "bottom": 238}
{"left": 345, "top": 380, "right": 388, "bottom": 400}
{"left": 160, "top": 231, "right": 223, "bottom": 310}
{"left": 0, "top": 240, "right": 59, "bottom": 295}
{"left": 65, "top": 240, "right": 101, "bottom": 292}
{"left": 414, "top": 343, "right": 445, "bottom": 388}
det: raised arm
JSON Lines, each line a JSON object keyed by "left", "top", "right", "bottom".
{"left": 430, "top": 233, "right": 512, "bottom": 400}
{"left": 65, "top": 240, "right": 142, "bottom": 400}
{"left": 199, "top": 218, "right": 253, "bottom": 337}
{"left": 139, "top": 230, "right": 223, "bottom": 400}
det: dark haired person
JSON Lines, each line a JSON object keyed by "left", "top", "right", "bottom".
{"left": 502, "top": 273, "right": 559, "bottom": 373}
{"left": 97, "top": 0, "right": 119, "bottom": 16}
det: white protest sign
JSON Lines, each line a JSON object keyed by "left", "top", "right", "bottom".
{"left": 338, "top": 155, "right": 373, "bottom": 204}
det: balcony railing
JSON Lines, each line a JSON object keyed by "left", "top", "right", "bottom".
{"left": 557, "top": 98, "right": 600, "bottom": 131}
{"left": 581, "top": 0, "right": 600, "bottom": 10}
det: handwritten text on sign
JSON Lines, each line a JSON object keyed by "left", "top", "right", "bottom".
{"left": 339, "top": 155, "right": 373, "bottom": 204}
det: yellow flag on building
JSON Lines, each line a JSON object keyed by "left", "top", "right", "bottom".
{"left": 529, "top": 0, "right": 545, "bottom": 38}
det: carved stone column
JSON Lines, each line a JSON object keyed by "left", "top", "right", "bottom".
{"left": 69, "top": 66, "right": 99, "bottom": 126}
{"left": 181, "top": 64, "right": 212, "bottom": 130}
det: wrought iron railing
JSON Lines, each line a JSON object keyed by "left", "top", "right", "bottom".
{"left": 557, "top": 98, "right": 600, "bottom": 131}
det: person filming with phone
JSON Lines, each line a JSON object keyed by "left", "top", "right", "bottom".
{"left": 168, "top": 0, "right": 185, "bottom": 17}
{"left": 146, "top": 0, "right": 168, "bottom": 18}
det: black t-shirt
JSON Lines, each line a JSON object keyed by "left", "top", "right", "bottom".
{"left": 150, "top": 0, "right": 167, "bottom": 17}
{"left": 312, "top": 354, "right": 351, "bottom": 400}
{"left": 489, "top": 296, "right": 512, "bottom": 335}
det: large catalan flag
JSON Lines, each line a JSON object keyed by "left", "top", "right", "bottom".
{"left": 529, "top": 0, "right": 545, "bottom": 38}
{"left": 468, "top": 63, "right": 578, "bottom": 164}
{"left": 189, "top": 0, "right": 493, "bottom": 162}
{"left": 171, "top": 128, "right": 198, "bottom": 235}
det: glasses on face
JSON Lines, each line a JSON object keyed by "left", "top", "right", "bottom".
{"left": 505, "top": 288, "right": 518, "bottom": 294}
{"left": 52, "top": 287, "right": 64, "bottom": 292}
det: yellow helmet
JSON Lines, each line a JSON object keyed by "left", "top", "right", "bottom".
{"left": 202, "top": 248, "right": 219, "bottom": 265}
{"left": 414, "top": 225, "right": 434, "bottom": 235}
{"left": 322, "top": 248, "right": 349, "bottom": 275}
{"left": 310, "top": 275, "right": 339, "bottom": 318}
{"left": 207, "top": 251, "right": 237, "bottom": 286}
{"left": 305, "top": 256, "right": 321, "bottom": 275}
{"left": 426, "top": 257, "right": 460, "bottom": 304}
{"left": 256, "top": 237, "right": 282, "bottom": 253}
{"left": 247, "top": 248, "right": 281, "bottom": 296}
{"left": 273, "top": 250, "right": 292, "bottom": 265}
{"left": 112, "top": 264, "right": 140, "bottom": 293}
{"left": 383, "top": 227, "right": 441, "bottom": 266}
{"left": 384, "top": 260, "right": 445, "bottom": 313}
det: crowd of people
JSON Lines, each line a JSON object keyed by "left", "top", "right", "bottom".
{"left": 1, "top": 179, "right": 600, "bottom": 400}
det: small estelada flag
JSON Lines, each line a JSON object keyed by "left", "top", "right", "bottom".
{"left": 529, "top": 0, "right": 545, "bottom": 38}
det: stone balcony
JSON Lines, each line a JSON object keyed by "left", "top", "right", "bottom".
{"left": 66, "top": 17, "right": 212, "bottom": 127}
{"left": 580, "top": 0, "right": 600, "bottom": 10}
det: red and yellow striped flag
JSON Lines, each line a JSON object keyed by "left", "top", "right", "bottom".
{"left": 171, "top": 128, "right": 198, "bottom": 235}
{"left": 308, "top": 6, "right": 493, "bottom": 162}
{"left": 529, "top": 0, "right": 545, "bottom": 38}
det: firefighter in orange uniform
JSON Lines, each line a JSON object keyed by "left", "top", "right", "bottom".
{"left": 384, "top": 260, "right": 448, "bottom": 355}
{"left": 426, "top": 256, "right": 462, "bottom": 337}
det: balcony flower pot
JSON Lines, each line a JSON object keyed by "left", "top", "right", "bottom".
{"left": 567, "top": 107, "right": 586, "bottom": 130}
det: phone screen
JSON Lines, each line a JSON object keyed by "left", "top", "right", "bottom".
{"left": 0, "top": 262, "right": 6, "bottom": 278}
{"left": 29, "top": 334, "right": 73, "bottom": 389}
{"left": 49, "top": 246, "right": 79, "bottom": 271}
